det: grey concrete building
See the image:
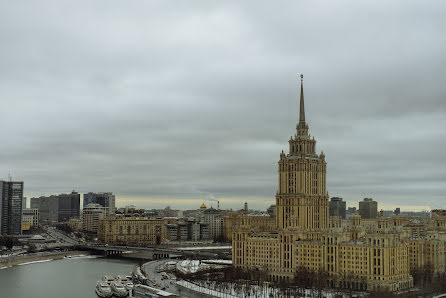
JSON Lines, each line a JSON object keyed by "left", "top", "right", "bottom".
{"left": 0, "top": 180, "right": 24, "bottom": 235}
{"left": 359, "top": 198, "right": 378, "bottom": 219}
{"left": 329, "top": 197, "right": 346, "bottom": 219}
{"left": 31, "top": 191, "right": 80, "bottom": 223}
{"left": 203, "top": 207, "right": 223, "bottom": 240}
{"left": 83, "top": 192, "right": 115, "bottom": 215}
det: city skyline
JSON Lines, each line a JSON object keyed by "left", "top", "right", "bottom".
{"left": 1, "top": 1, "right": 445, "bottom": 211}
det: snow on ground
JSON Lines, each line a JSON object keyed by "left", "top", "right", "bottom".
{"left": 177, "top": 246, "right": 232, "bottom": 250}
{"left": 201, "top": 259, "right": 232, "bottom": 264}
{"left": 177, "top": 280, "right": 238, "bottom": 298}
{"left": 176, "top": 259, "right": 229, "bottom": 274}
{"left": 17, "top": 259, "right": 53, "bottom": 266}
{"left": 179, "top": 280, "right": 340, "bottom": 298}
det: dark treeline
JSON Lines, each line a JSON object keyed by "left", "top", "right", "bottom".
{"left": 0, "top": 235, "right": 20, "bottom": 250}
{"left": 176, "top": 264, "right": 446, "bottom": 298}
{"left": 55, "top": 224, "right": 73, "bottom": 233}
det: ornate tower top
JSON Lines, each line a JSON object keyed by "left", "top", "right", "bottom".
{"left": 296, "top": 74, "right": 309, "bottom": 139}
{"left": 299, "top": 74, "right": 305, "bottom": 123}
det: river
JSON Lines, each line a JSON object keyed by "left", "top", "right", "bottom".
{"left": 0, "top": 256, "right": 138, "bottom": 298}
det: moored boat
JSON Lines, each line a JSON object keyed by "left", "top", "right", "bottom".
{"left": 110, "top": 281, "right": 128, "bottom": 297}
{"left": 95, "top": 281, "right": 113, "bottom": 298}
{"left": 102, "top": 275, "right": 115, "bottom": 284}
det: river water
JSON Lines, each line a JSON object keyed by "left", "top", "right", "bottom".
{"left": 0, "top": 256, "right": 138, "bottom": 298}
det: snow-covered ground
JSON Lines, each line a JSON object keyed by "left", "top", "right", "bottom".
{"left": 17, "top": 259, "right": 53, "bottom": 266}
{"left": 202, "top": 259, "right": 232, "bottom": 264}
{"left": 179, "top": 280, "right": 340, "bottom": 298}
{"left": 177, "top": 280, "right": 238, "bottom": 298}
{"left": 176, "top": 259, "right": 231, "bottom": 274}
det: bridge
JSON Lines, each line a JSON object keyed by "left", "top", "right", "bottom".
{"left": 76, "top": 244, "right": 231, "bottom": 261}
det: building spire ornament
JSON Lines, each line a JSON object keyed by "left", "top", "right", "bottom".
{"left": 299, "top": 74, "right": 305, "bottom": 123}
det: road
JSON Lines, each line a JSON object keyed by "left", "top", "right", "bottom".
{"left": 142, "top": 259, "right": 210, "bottom": 298}
{"left": 46, "top": 227, "right": 79, "bottom": 245}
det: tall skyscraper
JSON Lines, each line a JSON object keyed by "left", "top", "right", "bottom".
{"left": 232, "top": 77, "right": 420, "bottom": 292}
{"left": 275, "top": 74, "right": 328, "bottom": 230}
{"left": 0, "top": 180, "right": 24, "bottom": 235}
{"left": 83, "top": 192, "right": 115, "bottom": 215}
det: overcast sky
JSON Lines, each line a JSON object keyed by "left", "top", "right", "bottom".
{"left": 1, "top": 1, "right": 445, "bottom": 211}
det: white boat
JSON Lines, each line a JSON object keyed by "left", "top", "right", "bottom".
{"left": 102, "top": 275, "right": 115, "bottom": 284}
{"left": 95, "top": 281, "right": 113, "bottom": 298}
{"left": 116, "top": 275, "right": 128, "bottom": 283}
{"left": 124, "top": 282, "right": 134, "bottom": 292}
{"left": 110, "top": 281, "right": 128, "bottom": 297}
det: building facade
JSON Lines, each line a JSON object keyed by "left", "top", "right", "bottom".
{"left": 82, "top": 203, "right": 107, "bottom": 233}
{"left": 203, "top": 208, "right": 223, "bottom": 240}
{"left": 329, "top": 197, "right": 346, "bottom": 219}
{"left": 359, "top": 198, "right": 378, "bottom": 219}
{"left": 231, "top": 78, "right": 444, "bottom": 292}
{"left": 31, "top": 191, "right": 80, "bottom": 223}
{"left": 0, "top": 180, "right": 24, "bottom": 235}
{"left": 83, "top": 192, "right": 116, "bottom": 215}
{"left": 22, "top": 208, "right": 39, "bottom": 230}
{"left": 98, "top": 217, "right": 166, "bottom": 245}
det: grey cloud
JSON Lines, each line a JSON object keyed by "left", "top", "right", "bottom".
{"left": 1, "top": 1, "right": 445, "bottom": 210}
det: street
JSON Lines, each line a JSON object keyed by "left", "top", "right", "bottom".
{"left": 142, "top": 259, "right": 209, "bottom": 298}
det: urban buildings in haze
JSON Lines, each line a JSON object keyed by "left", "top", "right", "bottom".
{"left": 329, "top": 197, "right": 346, "bottom": 219}
{"left": 0, "top": 180, "right": 24, "bottom": 235}
{"left": 359, "top": 197, "right": 378, "bottom": 219}
{"left": 83, "top": 192, "right": 115, "bottom": 215}
{"left": 31, "top": 191, "right": 80, "bottom": 223}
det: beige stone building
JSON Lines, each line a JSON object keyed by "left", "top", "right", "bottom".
{"left": 82, "top": 203, "right": 107, "bottom": 233}
{"left": 98, "top": 216, "right": 166, "bottom": 245}
{"left": 223, "top": 212, "right": 276, "bottom": 241}
{"left": 232, "top": 77, "right": 446, "bottom": 292}
{"left": 68, "top": 217, "right": 82, "bottom": 231}
{"left": 22, "top": 208, "right": 39, "bottom": 231}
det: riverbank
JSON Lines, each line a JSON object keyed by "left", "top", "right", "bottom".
{"left": 0, "top": 250, "right": 91, "bottom": 268}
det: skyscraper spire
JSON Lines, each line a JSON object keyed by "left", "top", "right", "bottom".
{"left": 299, "top": 74, "right": 305, "bottom": 123}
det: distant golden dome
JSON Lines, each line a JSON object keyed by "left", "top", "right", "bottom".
{"left": 200, "top": 202, "right": 207, "bottom": 209}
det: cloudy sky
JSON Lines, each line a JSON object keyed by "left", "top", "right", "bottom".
{"left": 1, "top": 1, "right": 445, "bottom": 211}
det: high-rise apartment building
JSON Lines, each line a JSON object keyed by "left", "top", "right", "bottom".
{"left": 359, "top": 198, "right": 378, "bottom": 219}
{"left": 31, "top": 191, "right": 80, "bottom": 223}
{"left": 82, "top": 203, "right": 106, "bottom": 233}
{"left": 329, "top": 197, "right": 346, "bottom": 219}
{"left": 0, "top": 180, "right": 24, "bottom": 235}
{"left": 83, "top": 192, "right": 115, "bottom": 215}
{"left": 203, "top": 207, "right": 223, "bottom": 240}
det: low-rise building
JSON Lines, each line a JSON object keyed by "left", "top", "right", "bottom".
{"left": 98, "top": 217, "right": 166, "bottom": 245}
